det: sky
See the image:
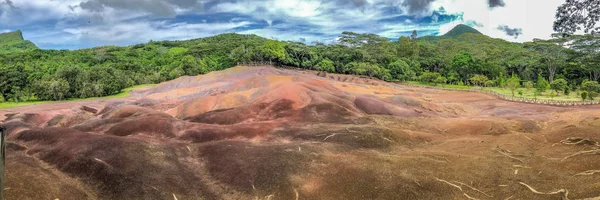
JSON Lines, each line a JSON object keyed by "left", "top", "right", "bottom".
{"left": 0, "top": 0, "right": 567, "bottom": 49}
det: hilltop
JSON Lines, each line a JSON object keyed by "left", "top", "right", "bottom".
{"left": 443, "top": 24, "right": 483, "bottom": 37}
{"left": 0, "top": 30, "right": 38, "bottom": 54}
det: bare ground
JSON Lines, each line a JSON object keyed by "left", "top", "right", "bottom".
{"left": 1, "top": 66, "right": 599, "bottom": 200}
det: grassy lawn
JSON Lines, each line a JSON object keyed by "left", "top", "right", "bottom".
{"left": 0, "top": 84, "right": 156, "bottom": 109}
{"left": 484, "top": 87, "right": 584, "bottom": 101}
{"left": 405, "top": 81, "right": 590, "bottom": 102}
{"left": 407, "top": 81, "right": 473, "bottom": 90}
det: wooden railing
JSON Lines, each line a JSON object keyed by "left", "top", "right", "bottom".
{"left": 0, "top": 125, "right": 4, "bottom": 200}
{"left": 396, "top": 83, "right": 600, "bottom": 107}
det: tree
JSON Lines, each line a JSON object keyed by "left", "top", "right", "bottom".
{"left": 451, "top": 52, "right": 477, "bottom": 84}
{"left": 524, "top": 40, "right": 567, "bottom": 82}
{"left": 554, "top": 0, "right": 600, "bottom": 35}
{"left": 419, "top": 72, "right": 441, "bottom": 84}
{"left": 181, "top": 55, "right": 205, "bottom": 75}
{"left": 469, "top": 75, "right": 489, "bottom": 86}
{"left": 54, "top": 65, "right": 85, "bottom": 97}
{"left": 315, "top": 59, "right": 335, "bottom": 72}
{"left": 410, "top": 30, "right": 420, "bottom": 58}
{"left": 260, "top": 40, "right": 286, "bottom": 64}
{"left": 536, "top": 74, "right": 550, "bottom": 92}
{"left": 560, "top": 35, "right": 600, "bottom": 81}
{"left": 507, "top": 73, "right": 521, "bottom": 97}
{"left": 582, "top": 91, "right": 589, "bottom": 101}
{"left": 550, "top": 78, "right": 568, "bottom": 94}
{"left": 582, "top": 80, "right": 600, "bottom": 99}
{"left": 340, "top": 32, "right": 388, "bottom": 47}
{"left": 485, "top": 80, "right": 496, "bottom": 87}
{"left": 387, "top": 60, "right": 414, "bottom": 81}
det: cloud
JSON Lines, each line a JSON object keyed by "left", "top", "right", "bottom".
{"left": 0, "top": 0, "right": 571, "bottom": 49}
{"left": 488, "top": 0, "right": 505, "bottom": 8}
{"left": 497, "top": 25, "right": 522, "bottom": 38}
{"left": 0, "top": 0, "right": 16, "bottom": 16}
{"left": 402, "top": 0, "right": 436, "bottom": 15}
{"left": 78, "top": 0, "right": 201, "bottom": 17}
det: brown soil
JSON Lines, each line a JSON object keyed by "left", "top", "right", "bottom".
{"left": 2, "top": 66, "right": 600, "bottom": 199}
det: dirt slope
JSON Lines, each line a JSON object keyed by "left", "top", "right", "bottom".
{"left": 2, "top": 66, "right": 599, "bottom": 200}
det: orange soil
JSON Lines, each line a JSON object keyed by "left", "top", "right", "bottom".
{"left": 1, "top": 66, "right": 600, "bottom": 200}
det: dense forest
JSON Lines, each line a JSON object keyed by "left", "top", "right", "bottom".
{"left": 0, "top": 24, "right": 599, "bottom": 102}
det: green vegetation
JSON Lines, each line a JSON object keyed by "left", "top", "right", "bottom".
{"left": 0, "top": 84, "right": 154, "bottom": 109}
{"left": 1, "top": 23, "right": 600, "bottom": 103}
{"left": 443, "top": 24, "right": 483, "bottom": 37}
{"left": 0, "top": 30, "right": 39, "bottom": 54}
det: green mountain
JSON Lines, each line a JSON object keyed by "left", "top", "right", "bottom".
{"left": 443, "top": 24, "right": 483, "bottom": 37}
{"left": 0, "top": 30, "right": 39, "bottom": 54}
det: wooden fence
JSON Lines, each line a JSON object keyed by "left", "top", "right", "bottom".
{"left": 0, "top": 125, "right": 5, "bottom": 200}
{"left": 396, "top": 83, "right": 600, "bottom": 107}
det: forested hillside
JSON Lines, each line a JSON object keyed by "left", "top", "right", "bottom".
{"left": 0, "top": 30, "right": 38, "bottom": 54}
{"left": 0, "top": 25, "right": 598, "bottom": 102}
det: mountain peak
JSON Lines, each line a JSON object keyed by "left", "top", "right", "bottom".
{"left": 443, "top": 24, "right": 483, "bottom": 37}
{"left": 0, "top": 30, "right": 25, "bottom": 41}
{"left": 0, "top": 30, "right": 39, "bottom": 54}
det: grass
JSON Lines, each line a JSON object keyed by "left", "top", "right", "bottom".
{"left": 405, "top": 81, "right": 591, "bottom": 102}
{"left": 484, "top": 87, "right": 584, "bottom": 101}
{"left": 0, "top": 84, "right": 156, "bottom": 109}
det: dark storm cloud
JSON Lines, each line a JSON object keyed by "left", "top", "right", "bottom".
{"left": 402, "top": 0, "right": 436, "bottom": 14}
{"left": 497, "top": 25, "right": 522, "bottom": 38}
{"left": 0, "top": 0, "right": 16, "bottom": 16}
{"left": 488, "top": 0, "right": 505, "bottom": 8}
{"left": 5, "top": 0, "right": 15, "bottom": 8}
{"left": 78, "top": 0, "right": 202, "bottom": 17}
{"left": 335, "top": 0, "right": 369, "bottom": 8}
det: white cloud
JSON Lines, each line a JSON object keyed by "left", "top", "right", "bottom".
{"left": 432, "top": 0, "right": 565, "bottom": 42}
{"left": 0, "top": 0, "right": 571, "bottom": 48}
{"left": 62, "top": 20, "right": 253, "bottom": 45}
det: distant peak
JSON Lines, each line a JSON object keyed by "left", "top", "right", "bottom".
{"left": 443, "top": 24, "right": 483, "bottom": 37}
{"left": 0, "top": 30, "right": 25, "bottom": 41}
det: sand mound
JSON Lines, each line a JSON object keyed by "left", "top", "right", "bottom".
{"left": 3, "top": 66, "right": 600, "bottom": 199}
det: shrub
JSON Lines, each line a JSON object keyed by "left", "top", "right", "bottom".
{"left": 507, "top": 74, "right": 521, "bottom": 97}
{"left": 434, "top": 76, "right": 447, "bottom": 85}
{"left": 549, "top": 91, "right": 556, "bottom": 99}
{"left": 581, "top": 91, "right": 589, "bottom": 101}
{"left": 469, "top": 75, "right": 488, "bottom": 86}
{"left": 419, "top": 72, "right": 441, "bottom": 84}
{"left": 550, "top": 78, "right": 568, "bottom": 95}
{"left": 536, "top": 75, "right": 549, "bottom": 93}
{"left": 582, "top": 81, "right": 599, "bottom": 100}
{"left": 525, "top": 81, "right": 534, "bottom": 91}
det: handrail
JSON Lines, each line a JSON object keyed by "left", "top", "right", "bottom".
{"left": 0, "top": 125, "right": 4, "bottom": 200}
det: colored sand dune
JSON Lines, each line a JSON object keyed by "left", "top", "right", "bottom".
{"left": 1, "top": 66, "right": 600, "bottom": 200}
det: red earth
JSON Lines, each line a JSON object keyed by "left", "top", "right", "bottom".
{"left": 1, "top": 66, "right": 599, "bottom": 200}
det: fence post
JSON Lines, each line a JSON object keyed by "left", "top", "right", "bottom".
{"left": 0, "top": 125, "right": 4, "bottom": 200}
